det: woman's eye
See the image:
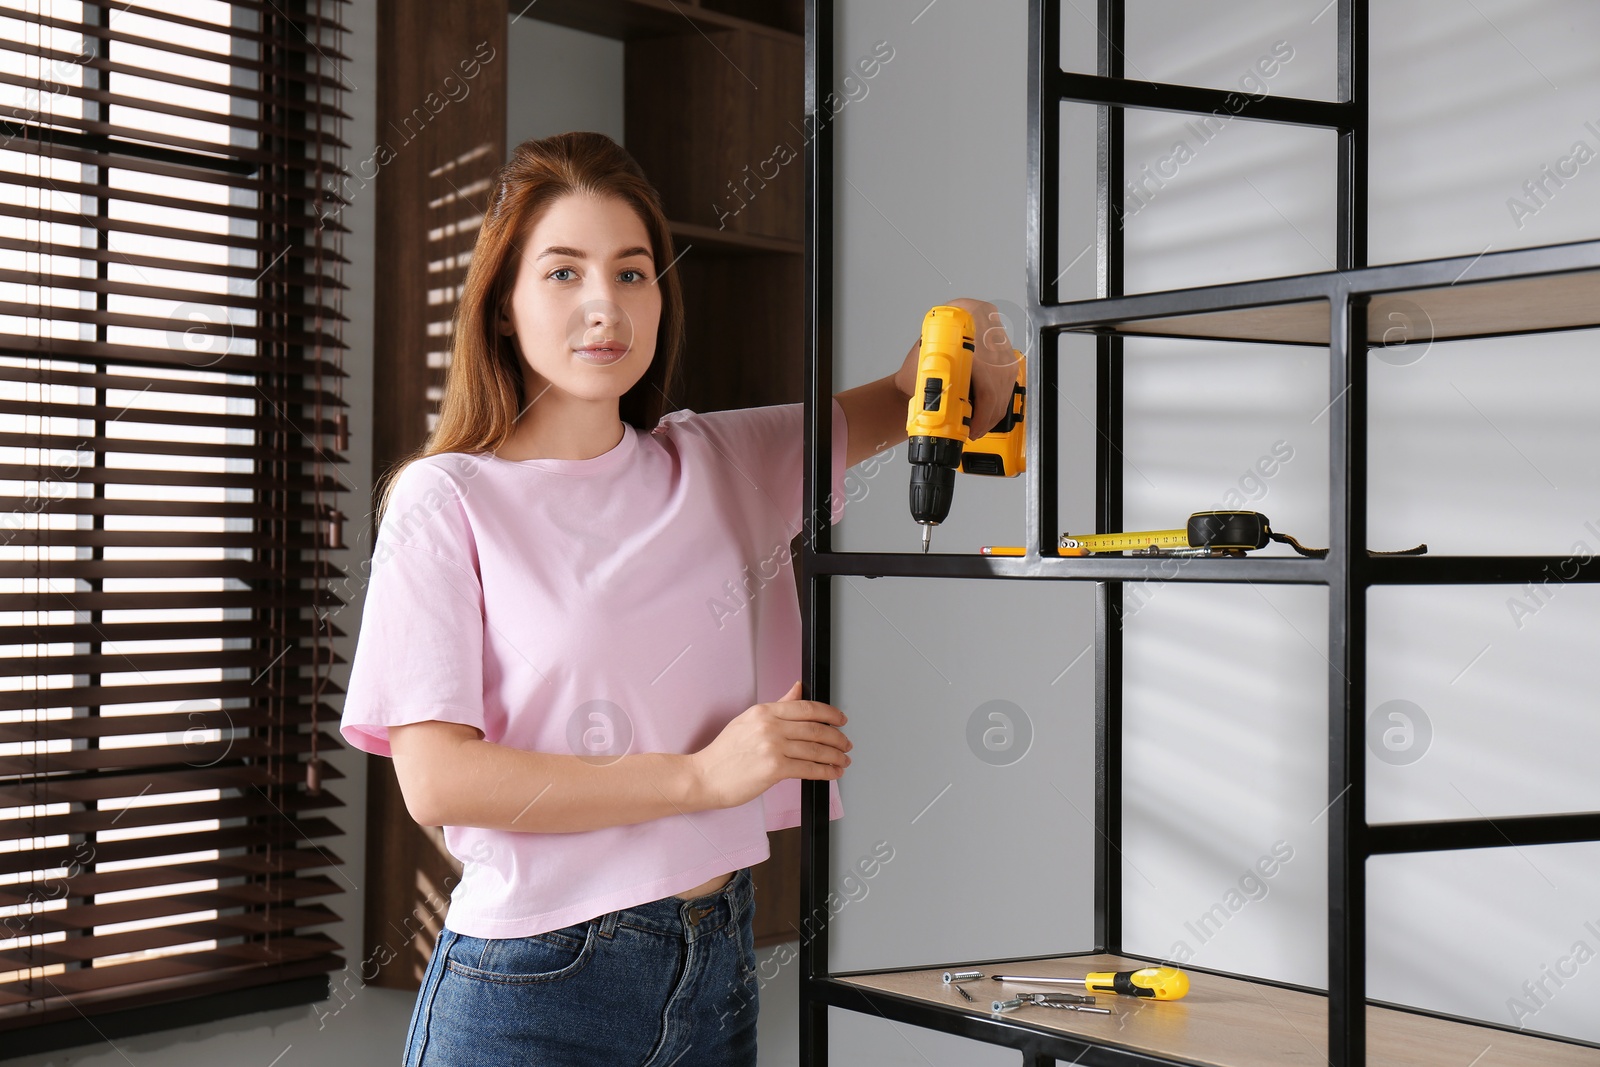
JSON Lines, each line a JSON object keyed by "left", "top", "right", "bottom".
{"left": 548, "top": 268, "right": 648, "bottom": 282}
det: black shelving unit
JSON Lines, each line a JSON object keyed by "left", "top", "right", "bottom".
{"left": 797, "top": 1, "right": 1600, "bottom": 1065}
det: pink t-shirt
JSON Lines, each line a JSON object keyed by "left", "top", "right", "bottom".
{"left": 340, "top": 399, "right": 851, "bottom": 938}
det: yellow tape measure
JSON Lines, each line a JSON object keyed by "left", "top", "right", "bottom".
{"left": 981, "top": 512, "right": 1425, "bottom": 559}
{"left": 1060, "top": 511, "right": 1270, "bottom": 554}
{"left": 1059, "top": 528, "right": 1192, "bottom": 552}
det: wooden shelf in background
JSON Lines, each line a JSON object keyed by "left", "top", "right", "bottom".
{"left": 508, "top": 0, "right": 799, "bottom": 44}
{"left": 669, "top": 219, "right": 802, "bottom": 256}
{"left": 627, "top": 29, "right": 804, "bottom": 243}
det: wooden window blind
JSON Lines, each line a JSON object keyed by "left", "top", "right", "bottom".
{"left": 0, "top": 0, "right": 350, "bottom": 1046}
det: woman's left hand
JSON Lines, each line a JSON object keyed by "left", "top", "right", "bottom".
{"left": 892, "top": 297, "right": 1021, "bottom": 441}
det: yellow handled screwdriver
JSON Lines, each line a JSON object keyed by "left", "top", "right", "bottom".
{"left": 989, "top": 966, "right": 1189, "bottom": 1001}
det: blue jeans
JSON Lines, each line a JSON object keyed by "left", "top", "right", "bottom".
{"left": 403, "top": 866, "right": 759, "bottom": 1066}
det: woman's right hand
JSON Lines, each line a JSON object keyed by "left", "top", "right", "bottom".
{"left": 690, "top": 681, "right": 852, "bottom": 810}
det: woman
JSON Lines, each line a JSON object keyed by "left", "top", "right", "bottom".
{"left": 339, "top": 131, "right": 1016, "bottom": 1065}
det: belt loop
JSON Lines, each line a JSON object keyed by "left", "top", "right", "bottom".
{"left": 598, "top": 908, "right": 619, "bottom": 938}
{"left": 731, "top": 866, "right": 751, "bottom": 924}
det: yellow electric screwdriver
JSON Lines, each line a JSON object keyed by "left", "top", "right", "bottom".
{"left": 905, "top": 305, "right": 1027, "bottom": 553}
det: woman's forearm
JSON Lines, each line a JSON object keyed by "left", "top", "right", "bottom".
{"left": 389, "top": 720, "right": 709, "bottom": 833}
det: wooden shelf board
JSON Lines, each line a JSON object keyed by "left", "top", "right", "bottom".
{"left": 1107, "top": 299, "right": 1329, "bottom": 346}
{"left": 1374, "top": 269, "right": 1600, "bottom": 344}
{"left": 1080, "top": 267, "right": 1600, "bottom": 347}
{"left": 835, "top": 952, "right": 1597, "bottom": 1067}
{"left": 509, "top": 0, "right": 799, "bottom": 44}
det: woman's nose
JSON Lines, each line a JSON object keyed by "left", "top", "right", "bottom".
{"left": 579, "top": 297, "right": 627, "bottom": 332}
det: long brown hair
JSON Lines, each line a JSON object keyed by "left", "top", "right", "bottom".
{"left": 373, "top": 131, "right": 685, "bottom": 532}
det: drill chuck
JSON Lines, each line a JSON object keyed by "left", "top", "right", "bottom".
{"left": 908, "top": 435, "right": 964, "bottom": 526}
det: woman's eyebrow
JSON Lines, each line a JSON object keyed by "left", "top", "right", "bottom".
{"left": 536, "top": 245, "right": 653, "bottom": 261}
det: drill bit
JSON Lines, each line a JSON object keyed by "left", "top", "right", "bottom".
{"left": 921, "top": 524, "right": 931, "bottom": 553}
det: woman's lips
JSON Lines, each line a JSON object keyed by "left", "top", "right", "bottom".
{"left": 575, "top": 344, "right": 627, "bottom": 365}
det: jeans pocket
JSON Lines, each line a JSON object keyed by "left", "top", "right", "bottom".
{"left": 445, "top": 921, "right": 596, "bottom": 984}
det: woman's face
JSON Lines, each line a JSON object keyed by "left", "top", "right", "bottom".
{"left": 498, "top": 191, "right": 663, "bottom": 408}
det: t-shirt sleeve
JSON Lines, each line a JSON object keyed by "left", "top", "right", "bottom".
{"left": 673, "top": 396, "right": 851, "bottom": 540}
{"left": 339, "top": 460, "right": 486, "bottom": 758}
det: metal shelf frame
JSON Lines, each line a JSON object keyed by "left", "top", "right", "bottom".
{"left": 796, "top": 1, "right": 1600, "bottom": 1064}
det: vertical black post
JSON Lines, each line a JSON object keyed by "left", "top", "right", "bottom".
{"left": 1327, "top": 290, "right": 1369, "bottom": 1067}
{"left": 1027, "top": 0, "right": 1061, "bottom": 560}
{"left": 1336, "top": 0, "right": 1368, "bottom": 273}
{"left": 1092, "top": 0, "right": 1126, "bottom": 958}
{"left": 1330, "top": 3, "right": 1368, "bottom": 1063}
{"left": 800, "top": 0, "right": 834, "bottom": 1062}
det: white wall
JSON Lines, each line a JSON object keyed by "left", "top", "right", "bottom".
{"left": 828, "top": 0, "right": 1600, "bottom": 1061}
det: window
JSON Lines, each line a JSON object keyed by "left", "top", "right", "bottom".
{"left": 0, "top": 0, "right": 348, "bottom": 1052}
